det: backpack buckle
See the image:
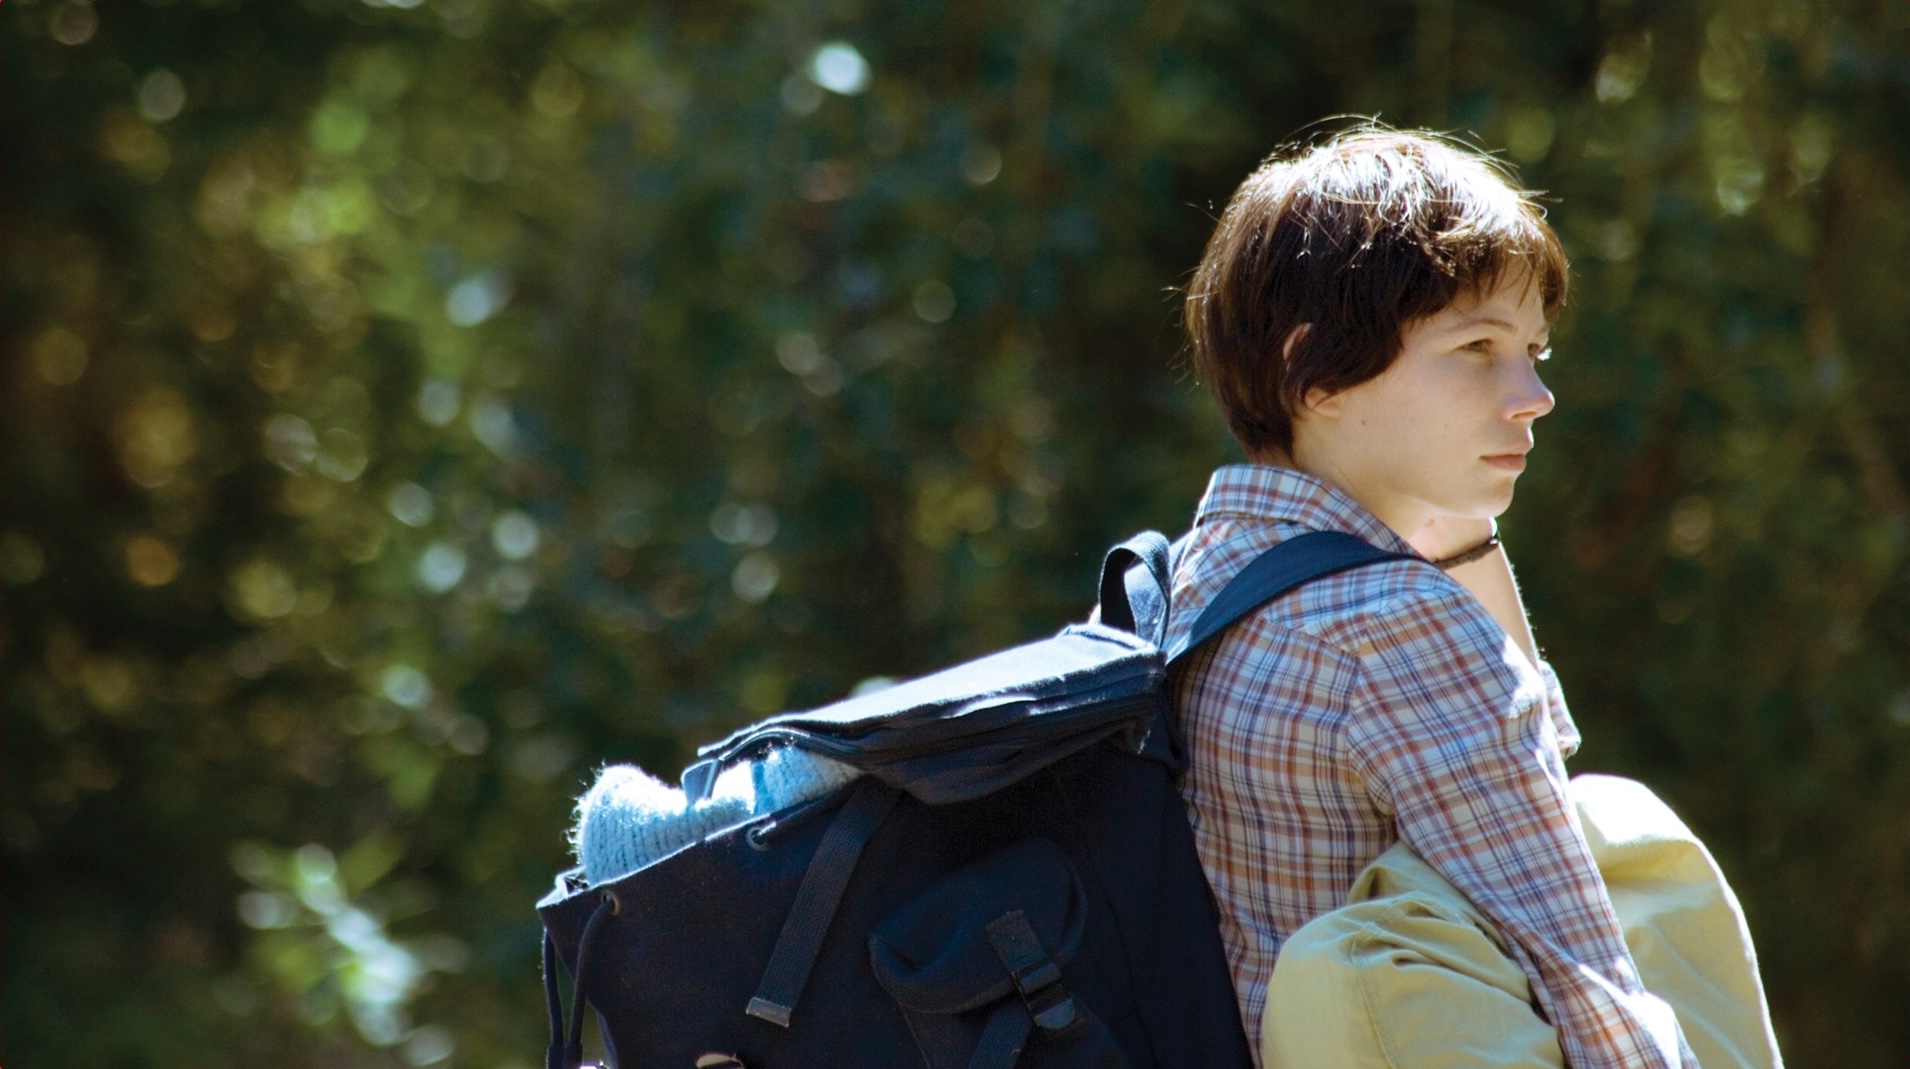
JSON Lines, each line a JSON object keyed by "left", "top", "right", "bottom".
{"left": 985, "top": 910, "right": 1079, "bottom": 1032}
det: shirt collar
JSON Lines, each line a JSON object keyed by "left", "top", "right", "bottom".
{"left": 1194, "top": 464, "right": 1423, "bottom": 558}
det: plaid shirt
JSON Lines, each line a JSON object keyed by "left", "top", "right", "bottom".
{"left": 1169, "top": 465, "right": 1693, "bottom": 1069}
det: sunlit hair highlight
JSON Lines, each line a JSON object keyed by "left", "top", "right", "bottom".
{"left": 1183, "top": 125, "right": 1569, "bottom": 459}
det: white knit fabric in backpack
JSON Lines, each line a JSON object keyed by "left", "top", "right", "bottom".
{"left": 573, "top": 747, "right": 860, "bottom": 885}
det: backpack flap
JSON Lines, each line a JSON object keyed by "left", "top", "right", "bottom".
{"left": 868, "top": 837, "right": 1127, "bottom": 1069}
{"left": 686, "top": 624, "right": 1166, "bottom": 806}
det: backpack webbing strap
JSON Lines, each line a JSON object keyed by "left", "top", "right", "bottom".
{"left": 1098, "top": 531, "right": 1172, "bottom": 640}
{"left": 1166, "top": 530, "right": 1415, "bottom": 665}
{"left": 746, "top": 780, "right": 903, "bottom": 1027}
{"left": 968, "top": 999, "right": 1033, "bottom": 1069}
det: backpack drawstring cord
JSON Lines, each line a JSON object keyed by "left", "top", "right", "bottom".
{"left": 544, "top": 890, "right": 619, "bottom": 1069}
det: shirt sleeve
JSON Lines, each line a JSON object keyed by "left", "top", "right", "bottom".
{"left": 1344, "top": 584, "right": 1696, "bottom": 1069}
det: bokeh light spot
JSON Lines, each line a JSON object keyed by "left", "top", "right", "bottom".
{"left": 446, "top": 716, "right": 489, "bottom": 756}
{"left": 311, "top": 100, "right": 371, "bottom": 157}
{"left": 32, "top": 327, "right": 89, "bottom": 385}
{"left": 80, "top": 656, "right": 137, "bottom": 714}
{"left": 781, "top": 74, "right": 824, "bottom": 116}
{"left": 264, "top": 413, "right": 320, "bottom": 471}
{"left": 138, "top": 70, "right": 187, "bottom": 123}
{"left": 961, "top": 144, "right": 1002, "bottom": 186}
{"left": 912, "top": 280, "right": 956, "bottom": 324}
{"left": 116, "top": 389, "right": 198, "bottom": 487}
{"left": 774, "top": 333, "right": 842, "bottom": 395}
{"left": 388, "top": 483, "right": 435, "bottom": 527}
{"left": 775, "top": 332, "right": 825, "bottom": 375}
{"left": 1668, "top": 496, "right": 1715, "bottom": 556}
{"left": 607, "top": 505, "right": 650, "bottom": 549}
{"left": 809, "top": 42, "right": 870, "bottom": 96}
{"left": 316, "top": 428, "right": 369, "bottom": 482}
{"left": 239, "top": 890, "right": 298, "bottom": 929}
{"left": 229, "top": 560, "right": 300, "bottom": 621}
{"left": 402, "top": 1025, "right": 455, "bottom": 1065}
{"left": 487, "top": 565, "right": 535, "bottom": 610}
{"left": 953, "top": 217, "right": 994, "bottom": 259}
{"left": 531, "top": 64, "right": 584, "bottom": 118}
{"left": 1790, "top": 114, "right": 1834, "bottom": 185}
{"left": 417, "top": 542, "right": 467, "bottom": 592}
{"left": 126, "top": 534, "right": 182, "bottom": 587}
{"left": 732, "top": 552, "right": 780, "bottom": 603}
{"left": 467, "top": 397, "right": 519, "bottom": 459}
{"left": 380, "top": 665, "right": 432, "bottom": 710}
{"left": 50, "top": 1, "right": 98, "bottom": 46}
{"left": 1504, "top": 107, "right": 1555, "bottom": 163}
{"left": 1713, "top": 156, "right": 1765, "bottom": 215}
{"left": 1595, "top": 36, "right": 1652, "bottom": 104}
{"left": 710, "top": 503, "right": 778, "bottom": 547}
{"left": 1597, "top": 221, "right": 1640, "bottom": 262}
{"left": 295, "top": 842, "right": 338, "bottom": 883}
{"left": 445, "top": 271, "right": 512, "bottom": 327}
{"left": 490, "top": 511, "right": 539, "bottom": 560}
{"left": 100, "top": 114, "right": 171, "bottom": 179}
{"left": 799, "top": 160, "right": 859, "bottom": 203}
{"left": 416, "top": 379, "right": 461, "bottom": 427}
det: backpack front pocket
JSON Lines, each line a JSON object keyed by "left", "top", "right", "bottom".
{"left": 868, "top": 837, "right": 1127, "bottom": 1069}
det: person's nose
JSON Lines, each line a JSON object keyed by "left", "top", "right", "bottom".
{"left": 1506, "top": 362, "right": 1555, "bottom": 422}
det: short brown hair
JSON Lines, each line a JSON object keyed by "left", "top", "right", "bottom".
{"left": 1183, "top": 126, "right": 1569, "bottom": 458}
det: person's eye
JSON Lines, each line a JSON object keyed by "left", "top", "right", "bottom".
{"left": 1462, "top": 338, "right": 1494, "bottom": 354}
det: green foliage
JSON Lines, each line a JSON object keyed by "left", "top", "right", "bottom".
{"left": 5, "top": 0, "right": 1907, "bottom": 1065}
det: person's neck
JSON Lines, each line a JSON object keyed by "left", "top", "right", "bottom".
{"left": 1249, "top": 448, "right": 1425, "bottom": 543}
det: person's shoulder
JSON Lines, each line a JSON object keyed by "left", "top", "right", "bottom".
{"left": 1311, "top": 565, "right": 1552, "bottom": 721}
{"left": 1176, "top": 524, "right": 1495, "bottom": 661}
{"left": 1283, "top": 556, "right": 1502, "bottom": 662}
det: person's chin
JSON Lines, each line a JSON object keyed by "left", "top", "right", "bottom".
{"left": 1486, "top": 485, "right": 1518, "bottom": 516}
{"left": 1455, "top": 483, "right": 1517, "bottom": 519}
{"left": 1483, "top": 465, "right": 1523, "bottom": 498}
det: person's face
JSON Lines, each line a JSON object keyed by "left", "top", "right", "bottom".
{"left": 1293, "top": 270, "right": 1555, "bottom": 537}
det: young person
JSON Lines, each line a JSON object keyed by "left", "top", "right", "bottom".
{"left": 1169, "top": 128, "right": 1782, "bottom": 1068}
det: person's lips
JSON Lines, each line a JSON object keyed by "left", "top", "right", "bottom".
{"left": 1483, "top": 452, "right": 1528, "bottom": 472}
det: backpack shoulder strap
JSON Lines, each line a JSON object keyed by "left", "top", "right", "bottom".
{"left": 1165, "top": 531, "right": 1415, "bottom": 665}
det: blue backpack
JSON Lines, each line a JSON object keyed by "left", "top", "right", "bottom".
{"left": 539, "top": 529, "right": 1406, "bottom": 1069}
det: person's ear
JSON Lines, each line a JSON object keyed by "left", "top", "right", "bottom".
{"left": 1301, "top": 385, "right": 1343, "bottom": 417}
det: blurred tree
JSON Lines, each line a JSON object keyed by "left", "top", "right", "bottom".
{"left": 4, "top": 0, "right": 1907, "bottom": 1066}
